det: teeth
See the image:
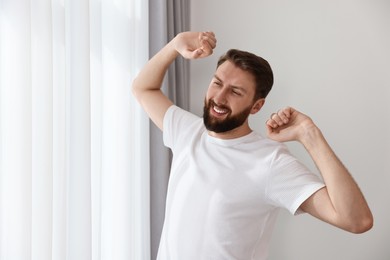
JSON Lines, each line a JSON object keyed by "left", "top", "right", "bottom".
{"left": 213, "top": 105, "right": 228, "bottom": 114}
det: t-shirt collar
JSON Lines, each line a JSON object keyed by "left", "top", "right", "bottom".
{"left": 206, "top": 131, "right": 258, "bottom": 147}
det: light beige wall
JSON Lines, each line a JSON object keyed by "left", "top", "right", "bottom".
{"left": 190, "top": 0, "right": 390, "bottom": 259}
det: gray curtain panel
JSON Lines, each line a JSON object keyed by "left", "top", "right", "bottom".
{"left": 149, "top": 0, "right": 190, "bottom": 259}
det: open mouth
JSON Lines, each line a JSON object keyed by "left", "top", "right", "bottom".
{"left": 210, "top": 100, "right": 230, "bottom": 117}
{"left": 212, "top": 105, "right": 229, "bottom": 115}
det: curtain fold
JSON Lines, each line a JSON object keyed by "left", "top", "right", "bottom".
{"left": 0, "top": 0, "right": 150, "bottom": 259}
{"left": 31, "top": 1, "right": 54, "bottom": 259}
{"left": 149, "top": 0, "right": 190, "bottom": 259}
{"left": 167, "top": 0, "right": 191, "bottom": 110}
{"left": 67, "top": 1, "right": 92, "bottom": 258}
{"left": 0, "top": 1, "right": 33, "bottom": 258}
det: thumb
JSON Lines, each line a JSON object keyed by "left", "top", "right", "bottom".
{"left": 190, "top": 48, "right": 204, "bottom": 59}
{"left": 181, "top": 48, "right": 203, "bottom": 59}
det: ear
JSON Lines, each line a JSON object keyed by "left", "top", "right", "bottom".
{"left": 250, "top": 98, "right": 265, "bottom": 114}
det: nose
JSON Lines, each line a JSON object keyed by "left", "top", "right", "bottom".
{"left": 213, "top": 87, "right": 229, "bottom": 105}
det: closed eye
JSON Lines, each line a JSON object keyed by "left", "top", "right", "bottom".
{"left": 213, "top": 80, "right": 222, "bottom": 87}
{"left": 213, "top": 75, "right": 223, "bottom": 86}
{"left": 231, "top": 86, "right": 245, "bottom": 96}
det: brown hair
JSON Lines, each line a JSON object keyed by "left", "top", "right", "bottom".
{"left": 217, "top": 49, "right": 274, "bottom": 100}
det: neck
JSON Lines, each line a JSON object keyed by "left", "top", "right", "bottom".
{"left": 208, "top": 122, "right": 252, "bottom": 140}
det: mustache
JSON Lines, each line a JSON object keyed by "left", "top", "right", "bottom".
{"left": 208, "top": 99, "right": 231, "bottom": 113}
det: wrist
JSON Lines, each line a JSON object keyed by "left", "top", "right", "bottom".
{"left": 298, "top": 121, "right": 324, "bottom": 149}
{"left": 165, "top": 39, "right": 180, "bottom": 59}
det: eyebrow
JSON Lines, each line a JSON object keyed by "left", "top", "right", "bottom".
{"left": 213, "top": 75, "right": 248, "bottom": 93}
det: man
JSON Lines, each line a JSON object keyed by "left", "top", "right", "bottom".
{"left": 132, "top": 31, "right": 373, "bottom": 259}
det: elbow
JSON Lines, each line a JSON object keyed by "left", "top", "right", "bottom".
{"left": 131, "top": 79, "right": 138, "bottom": 97}
{"left": 131, "top": 78, "right": 141, "bottom": 100}
{"left": 348, "top": 214, "right": 374, "bottom": 234}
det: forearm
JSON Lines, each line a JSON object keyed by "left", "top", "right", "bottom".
{"left": 132, "top": 40, "right": 178, "bottom": 98}
{"left": 131, "top": 31, "right": 216, "bottom": 130}
{"left": 301, "top": 125, "right": 373, "bottom": 231}
{"left": 131, "top": 39, "right": 178, "bottom": 129}
{"left": 132, "top": 31, "right": 215, "bottom": 97}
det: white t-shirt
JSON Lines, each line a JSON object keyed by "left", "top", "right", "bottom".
{"left": 157, "top": 105, "right": 325, "bottom": 260}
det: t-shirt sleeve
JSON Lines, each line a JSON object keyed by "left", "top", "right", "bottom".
{"left": 265, "top": 144, "right": 325, "bottom": 215}
{"left": 163, "top": 105, "right": 201, "bottom": 150}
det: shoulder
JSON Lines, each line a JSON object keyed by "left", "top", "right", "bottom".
{"left": 245, "top": 132, "right": 288, "bottom": 158}
{"left": 165, "top": 105, "right": 200, "bottom": 122}
{"left": 163, "top": 105, "right": 204, "bottom": 149}
{"left": 163, "top": 105, "right": 202, "bottom": 132}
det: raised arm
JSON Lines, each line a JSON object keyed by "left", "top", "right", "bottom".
{"left": 132, "top": 31, "right": 216, "bottom": 130}
{"left": 266, "top": 107, "right": 373, "bottom": 233}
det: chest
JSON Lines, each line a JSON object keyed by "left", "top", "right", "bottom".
{"left": 168, "top": 139, "right": 273, "bottom": 215}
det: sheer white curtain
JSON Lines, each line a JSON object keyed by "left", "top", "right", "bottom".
{"left": 0, "top": 0, "right": 150, "bottom": 259}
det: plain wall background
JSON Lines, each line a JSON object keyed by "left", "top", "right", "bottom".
{"left": 189, "top": 0, "right": 390, "bottom": 259}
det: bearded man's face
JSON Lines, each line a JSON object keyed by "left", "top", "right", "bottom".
{"left": 203, "top": 98, "right": 252, "bottom": 133}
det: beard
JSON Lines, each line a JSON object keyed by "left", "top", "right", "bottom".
{"left": 203, "top": 99, "right": 252, "bottom": 133}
